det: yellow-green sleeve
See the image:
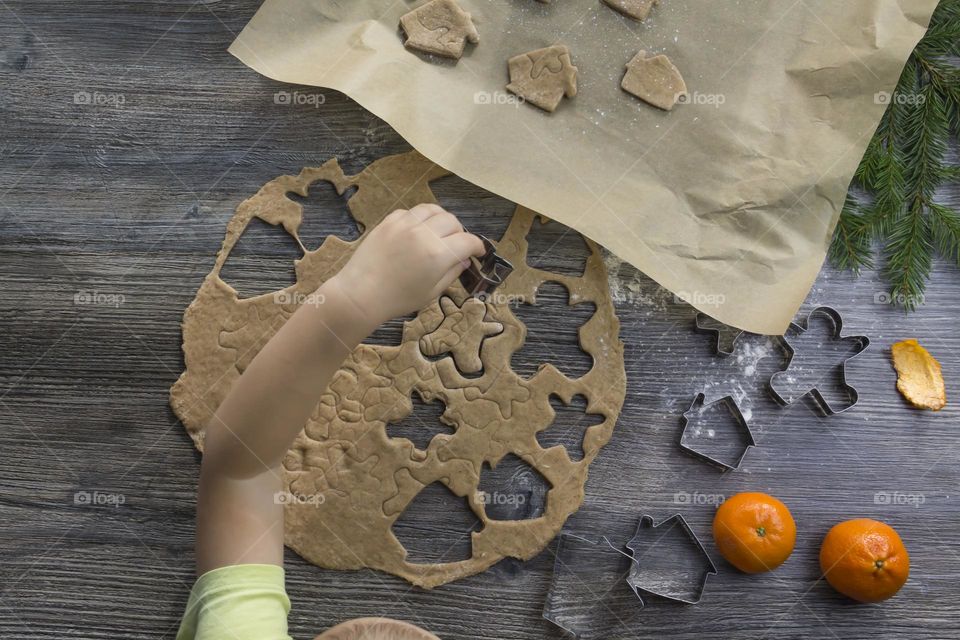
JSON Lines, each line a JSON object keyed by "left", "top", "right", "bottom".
{"left": 176, "top": 564, "right": 293, "bottom": 640}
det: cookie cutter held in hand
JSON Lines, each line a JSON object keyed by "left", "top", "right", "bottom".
{"left": 459, "top": 235, "right": 514, "bottom": 298}
{"left": 768, "top": 306, "right": 870, "bottom": 415}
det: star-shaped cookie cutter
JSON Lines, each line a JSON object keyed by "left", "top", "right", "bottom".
{"left": 459, "top": 235, "right": 514, "bottom": 298}
{"left": 693, "top": 312, "right": 745, "bottom": 357}
{"left": 768, "top": 306, "right": 870, "bottom": 415}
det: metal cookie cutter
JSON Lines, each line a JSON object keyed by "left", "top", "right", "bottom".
{"left": 768, "top": 306, "right": 870, "bottom": 415}
{"left": 678, "top": 393, "right": 756, "bottom": 471}
{"left": 459, "top": 235, "right": 514, "bottom": 298}
{"left": 543, "top": 532, "right": 639, "bottom": 638}
{"left": 694, "top": 312, "right": 746, "bottom": 357}
{"left": 542, "top": 516, "right": 717, "bottom": 636}
{"left": 625, "top": 514, "right": 717, "bottom": 606}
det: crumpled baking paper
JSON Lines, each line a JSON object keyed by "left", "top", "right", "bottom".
{"left": 227, "top": 0, "right": 937, "bottom": 333}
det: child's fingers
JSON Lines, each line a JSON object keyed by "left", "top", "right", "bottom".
{"left": 407, "top": 203, "right": 446, "bottom": 224}
{"left": 423, "top": 211, "right": 465, "bottom": 238}
{"left": 433, "top": 260, "right": 469, "bottom": 298}
{"left": 382, "top": 209, "right": 409, "bottom": 225}
{"left": 442, "top": 232, "right": 486, "bottom": 264}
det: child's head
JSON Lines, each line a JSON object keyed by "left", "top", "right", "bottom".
{"left": 316, "top": 617, "right": 440, "bottom": 640}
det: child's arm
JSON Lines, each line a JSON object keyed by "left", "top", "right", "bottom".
{"left": 195, "top": 204, "right": 484, "bottom": 575}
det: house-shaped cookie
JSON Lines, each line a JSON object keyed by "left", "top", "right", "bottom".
{"left": 621, "top": 50, "right": 687, "bottom": 111}
{"left": 400, "top": 0, "right": 479, "bottom": 60}
{"left": 506, "top": 45, "right": 578, "bottom": 113}
{"left": 603, "top": 0, "right": 659, "bottom": 21}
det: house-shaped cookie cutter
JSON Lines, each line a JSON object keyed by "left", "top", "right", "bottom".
{"left": 459, "top": 234, "right": 514, "bottom": 298}
{"left": 543, "top": 514, "right": 717, "bottom": 637}
{"left": 678, "top": 393, "right": 756, "bottom": 471}
{"left": 625, "top": 513, "right": 718, "bottom": 605}
{"left": 768, "top": 306, "right": 870, "bottom": 415}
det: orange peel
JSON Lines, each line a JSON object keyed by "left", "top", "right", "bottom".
{"left": 891, "top": 339, "right": 946, "bottom": 411}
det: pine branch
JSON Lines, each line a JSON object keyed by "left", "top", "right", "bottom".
{"left": 942, "top": 165, "right": 960, "bottom": 183}
{"left": 829, "top": 195, "right": 874, "bottom": 272}
{"left": 916, "top": 20, "right": 960, "bottom": 57}
{"left": 900, "top": 77, "right": 948, "bottom": 201}
{"left": 831, "top": 0, "right": 960, "bottom": 309}
{"left": 929, "top": 202, "right": 960, "bottom": 266}
{"left": 883, "top": 198, "right": 932, "bottom": 309}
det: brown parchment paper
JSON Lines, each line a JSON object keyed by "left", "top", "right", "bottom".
{"left": 228, "top": 0, "right": 937, "bottom": 334}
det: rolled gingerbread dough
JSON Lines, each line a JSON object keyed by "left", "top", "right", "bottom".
{"left": 170, "top": 151, "right": 626, "bottom": 588}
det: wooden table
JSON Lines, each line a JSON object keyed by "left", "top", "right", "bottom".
{"left": 1, "top": 2, "right": 957, "bottom": 638}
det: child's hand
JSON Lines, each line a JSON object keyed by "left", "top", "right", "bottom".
{"left": 198, "top": 204, "right": 484, "bottom": 575}
{"left": 329, "top": 204, "right": 485, "bottom": 327}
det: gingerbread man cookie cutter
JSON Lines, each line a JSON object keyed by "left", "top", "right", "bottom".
{"left": 459, "top": 234, "right": 514, "bottom": 299}
{"left": 768, "top": 306, "right": 870, "bottom": 416}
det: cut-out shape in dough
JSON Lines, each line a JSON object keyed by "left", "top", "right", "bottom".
{"left": 286, "top": 180, "right": 359, "bottom": 251}
{"left": 429, "top": 174, "right": 516, "bottom": 241}
{"left": 621, "top": 50, "right": 687, "bottom": 111}
{"left": 510, "top": 281, "right": 596, "bottom": 380}
{"left": 170, "top": 151, "right": 626, "bottom": 589}
{"left": 525, "top": 215, "right": 592, "bottom": 278}
{"left": 219, "top": 218, "right": 301, "bottom": 299}
{"left": 419, "top": 297, "right": 503, "bottom": 375}
{"left": 506, "top": 45, "right": 578, "bottom": 113}
{"left": 400, "top": 0, "right": 479, "bottom": 60}
{"left": 537, "top": 394, "right": 604, "bottom": 462}
{"left": 385, "top": 392, "right": 452, "bottom": 454}
{"left": 477, "top": 453, "right": 549, "bottom": 521}
{"left": 392, "top": 481, "right": 481, "bottom": 563}
{"left": 602, "top": 0, "right": 659, "bottom": 21}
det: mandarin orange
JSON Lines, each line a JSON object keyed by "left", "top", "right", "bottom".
{"left": 713, "top": 492, "right": 796, "bottom": 573}
{"left": 819, "top": 518, "right": 909, "bottom": 603}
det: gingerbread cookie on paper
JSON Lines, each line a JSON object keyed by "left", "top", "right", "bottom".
{"left": 621, "top": 50, "right": 687, "bottom": 111}
{"left": 603, "top": 0, "right": 659, "bottom": 21}
{"left": 400, "top": 0, "right": 479, "bottom": 59}
{"left": 506, "top": 45, "right": 578, "bottom": 113}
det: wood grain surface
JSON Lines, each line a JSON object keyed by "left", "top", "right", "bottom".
{"left": 0, "top": 2, "right": 958, "bottom": 638}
